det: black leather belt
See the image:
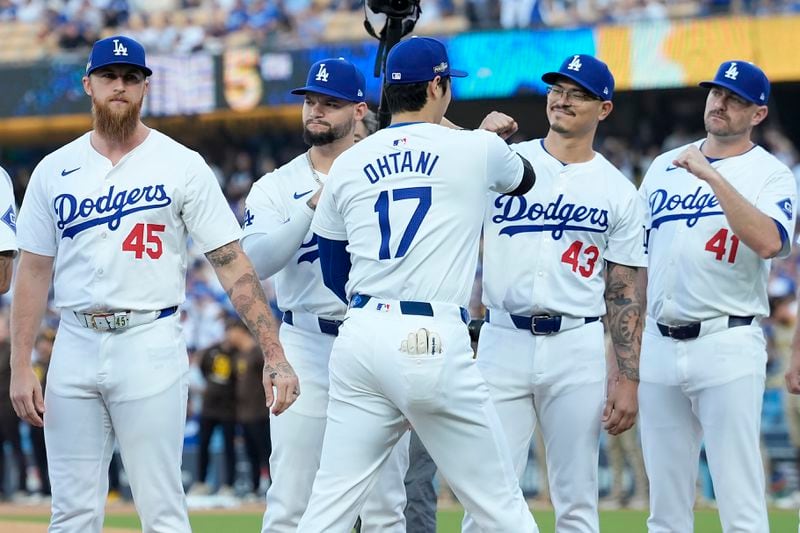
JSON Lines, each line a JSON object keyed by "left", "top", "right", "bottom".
{"left": 657, "top": 316, "right": 754, "bottom": 340}
{"left": 282, "top": 310, "right": 342, "bottom": 336}
{"left": 350, "top": 294, "right": 470, "bottom": 324}
{"left": 485, "top": 309, "right": 600, "bottom": 335}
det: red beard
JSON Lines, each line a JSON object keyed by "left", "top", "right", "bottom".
{"left": 92, "top": 94, "right": 143, "bottom": 143}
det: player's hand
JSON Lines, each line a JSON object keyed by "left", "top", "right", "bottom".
{"left": 785, "top": 348, "right": 800, "bottom": 394}
{"left": 478, "top": 111, "right": 519, "bottom": 140}
{"left": 400, "top": 328, "right": 442, "bottom": 355}
{"left": 307, "top": 186, "right": 324, "bottom": 211}
{"left": 10, "top": 364, "right": 45, "bottom": 427}
{"left": 602, "top": 374, "right": 638, "bottom": 436}
{"left": 672, "top": 145, "right": 719, "bottom": 182}
{"left": 263, "top": 358, "right": 300, "bottom": 416}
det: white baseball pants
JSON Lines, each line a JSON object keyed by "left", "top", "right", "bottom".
{"left": 46, "top": 312, "right": 190, "bottom": 533}
{"left": 297, "top": 302, "right": 538, "bottom": 533}
{"left": 639, "top": 319, "right": 768, "bottom": 533}
{"left": 462, "top": 319, "right": 606, "bottom": 533}
{"left": 262, "top": 321, "right": 410, "bottom": 533}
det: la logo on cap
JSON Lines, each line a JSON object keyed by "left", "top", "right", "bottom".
{"left": 724, "top": 62, "right": 739, "bottom": 80}
{"left": 315, "top": 63, "right": 329, "bottom": 82}
{"left": 112, "top": 39, "right": 128, "bottom": 57}
{"left": 567, "top": 55, "right": 582, "bottom": 72}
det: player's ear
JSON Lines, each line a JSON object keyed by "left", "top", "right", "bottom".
{"left": 82, "top": 76, "right": 92, "bottom": 96}
{"left": 598, "top": 101, "right": 613, "bottom": 122}
{"left": 751, "top": 105, "right": 768, "bottom": 127}
{"left": 427, "top": 76, "right": 442, "bottom": 101}
{"left": 353, "top": 102, "right": 368, "bottom": 122}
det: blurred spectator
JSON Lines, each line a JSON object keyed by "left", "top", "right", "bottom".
{"left": 232, "top": 318, "right": 271, "bottom": 499}
{"left": 189, "top": 320, "right": 240, "bottom": 497}
{"left": 29, "top": 328, "right": 55, "bottom": 499}
{"left": 0, "top": 314, "right": 28, "bottom": 500}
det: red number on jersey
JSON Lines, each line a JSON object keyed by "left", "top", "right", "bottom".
{"left": 704, "top": 228, "right": 739, "bottom": 263}
{"left": 122, "top": 223, "right": 166, "bottom": 259}
{"left": 561, "top": 240, "right": 600, "bottom": 278}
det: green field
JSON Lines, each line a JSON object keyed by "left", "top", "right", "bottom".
{"left": 1, "top": 508, "right": 798, "bottom": 532}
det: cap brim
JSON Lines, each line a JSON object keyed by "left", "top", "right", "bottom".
{"left": 541, "top": 71, "right": 606, "bottom": 100}
{"left": 449, "top": 69, "right": 468, "bottom": 78}
{"left": 290, "top": 86, "right": 363, "bottom": 102}
{"left": 699, "top": 80, "right": 761, "bottom": 104}
{"left": 88, "top": 61, "right": 152, "bottom": 77}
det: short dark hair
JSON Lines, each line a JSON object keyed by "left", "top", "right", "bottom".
{"left": 385, "top": 77, "right": 450, "bottom": 114}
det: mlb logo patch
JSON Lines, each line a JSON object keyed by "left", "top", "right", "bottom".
{"left": 392, "top": 137, "right": 408, "bottom": 147}
{"left": 777, "top": 198, "right": 794, "bottom": 221}
{"left": 376, "top": 303, "right": 391, "bottom": 312}
{"left": 392, "top": 72, "right": 402, "bottom": 80}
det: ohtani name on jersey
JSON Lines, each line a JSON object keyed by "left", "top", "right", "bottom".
{"left": 649, "top": 186, "right": 723, "bottom": 229}
{"left": 491, "top": 194, "right": 609, "bottom": 239}
{"left": 363, "top": 150, "right": 439, "bottom": 184}
{"left": 55, "top": 184, "right": 172, "bottom": 239}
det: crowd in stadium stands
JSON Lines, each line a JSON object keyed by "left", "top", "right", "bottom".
{"left": 1, "top": 0, "right": 800, "bottom": 54}
{"left": 2, "top": 118, "right": 800, "bottom": 504}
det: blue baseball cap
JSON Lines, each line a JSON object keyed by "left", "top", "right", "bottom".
{"left": 386, "top": 37, "right": 467, "bottom": 85}
{"left": 699, "top": 60, "right": 770, "bottom": 105}
{"left": 86, "top": 35, "right": 152, "bottom": 77}
{"left": 291, "top": 58, "right": 366, "bottom": 103}
{"left": 542, "top": 54, "right": 614, "bottom": 101}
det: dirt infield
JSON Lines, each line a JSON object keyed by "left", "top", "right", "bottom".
{"left": 0, "top": 521, "right": 136, "bottom": 533}
{"left": 0, "top": 501, "right": 267, "bottom": 532}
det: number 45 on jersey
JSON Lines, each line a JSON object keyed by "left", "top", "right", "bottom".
{"left": 122, "top": 223, "right": 165, "bottom": 259}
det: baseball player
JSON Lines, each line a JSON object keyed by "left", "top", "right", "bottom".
{"left": 8, "top": 35, "right": 298, "bottom": 533}
{"left": 241, "top": 58, "right": 410, "bottom": 533}
{"left": 0, "top": 165, "right": 17, "bottom": 292}
{"left": 298, "top": 36, "right": 539, "bottom": 533}
{"left": 462, "top": 54, "right": 646, "bottom": 533}
{"left": 639, "top": 60, "right": 796, "bottom": 533}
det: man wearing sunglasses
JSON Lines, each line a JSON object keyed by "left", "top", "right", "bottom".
{"left": 463, "top": 54, "right": 646, "bottom": 533}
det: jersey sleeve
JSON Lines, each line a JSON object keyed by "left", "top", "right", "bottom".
{"left": 182, "top": 153, "right": 242, "bottom": 253}
{"left": 484, "top": 132, "right": 524, "bottom": 194}
{"left": 0, "top": 168, "right": 17, "bottom": 255}
{"left": 605, "top": 184, "right": 648, "bottom": 268}
{"left": 310, "top": 180, "right": 347, "bottom": 241}
{"left": 16, "top": 162, "right": 56, "bottom": 257}
{"left": 755, "top": 167, "right": 797, "bottom": 258}
{"left": 241, "top": 177, "right": 288, "bottom": 237}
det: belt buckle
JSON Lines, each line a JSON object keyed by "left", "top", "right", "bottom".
{"left": 530, "top": 315, "right": 554, "bottom": 336}
{"left": 667, "top": 325, "right": 681, "bottom": 338}
{"left": 89, "top": 311, "right": 129, "bottom": 331}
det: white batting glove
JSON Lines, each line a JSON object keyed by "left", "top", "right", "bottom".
{"left": 400, "top": 328, "right": 442, "bottom": 355}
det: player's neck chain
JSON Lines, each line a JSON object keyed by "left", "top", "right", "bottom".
{"left": 306, "top": 151, "right": 323, "bottom": 186}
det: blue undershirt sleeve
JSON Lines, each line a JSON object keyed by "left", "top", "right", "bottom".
{"left": 317, "top": 235, "right": 351, "bottom": 304}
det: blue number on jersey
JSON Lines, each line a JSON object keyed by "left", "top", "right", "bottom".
{"left": 373, "top": 186, "right": 432, "bottom": 260}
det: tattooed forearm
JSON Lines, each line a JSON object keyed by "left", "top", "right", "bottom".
{"left": 206, "top": 242, "right": 239, "bottom": 268}
{"left": 207, "top": 242, "right": 284, "bottom": 362}
{"left": 605, "top": 262, "right": 643, "bottom": 381}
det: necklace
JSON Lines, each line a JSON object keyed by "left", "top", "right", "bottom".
{"left": 306, "top": 151, "right": 323, "bottom": 185}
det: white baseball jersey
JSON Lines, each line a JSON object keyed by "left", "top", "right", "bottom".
{"left": 0, "top": 166, "right": 18, "bottom": 254}
{"left": 640, "top": 139, "right": 797, "bottom": 323}
{"left": 17, "top": 130, "right": 241, "bottom": 312}
{"left": 242, "top": 153, "right": 346, "bottom": 318}
{"left": 311, "top": 122, "right": 524, "bottom": 308}
{"left": 483, "top": 139, "right": 646, "bottom": 317}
